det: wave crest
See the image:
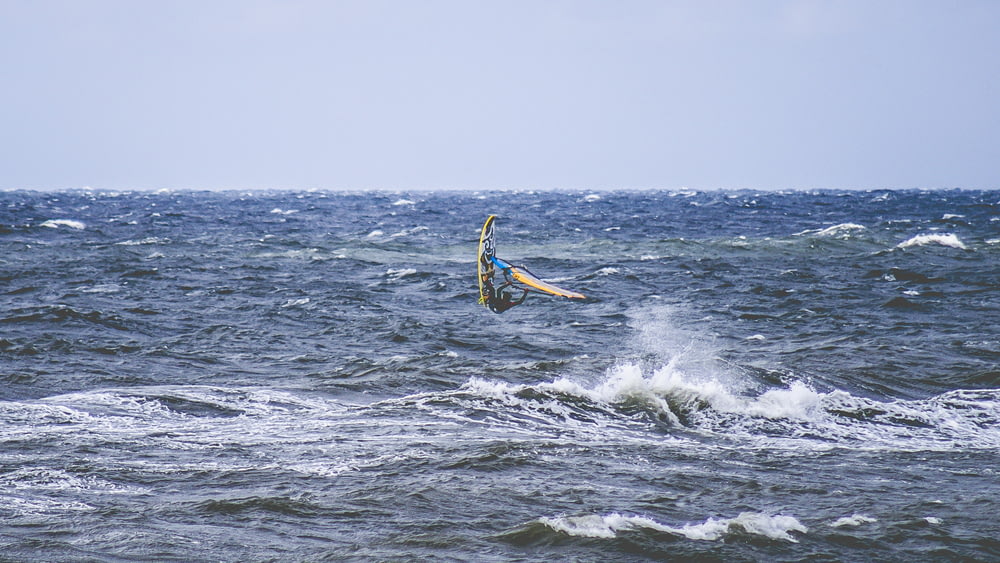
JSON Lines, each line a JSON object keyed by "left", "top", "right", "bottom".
{"left": 531, "top": 511, "right": 807, "bottom": 542}
{"left": 897, "top": 233, "right": 967, "bottom": 250}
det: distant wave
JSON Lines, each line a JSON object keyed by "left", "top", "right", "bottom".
{"left": 794, "top": 223, "right": 867, "bottom": 238}
{"left": 897, "top": 233, "right": 967, "bottom": 250}
{"left": 527, "top": 511, "right": 807, "bottom": 542}
{"left": 830, "top": 514, "right": 878, "bottom": 528}
{"left": 40, "top": 219, "right": 85, "bottom": 229}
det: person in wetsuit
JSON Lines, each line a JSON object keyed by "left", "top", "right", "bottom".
{"left": 484, "top": 268, "right": 528, "bottom": 314}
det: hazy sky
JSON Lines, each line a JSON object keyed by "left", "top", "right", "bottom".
{"left": 2, "top": 0, "right": 998, "bottom": 191}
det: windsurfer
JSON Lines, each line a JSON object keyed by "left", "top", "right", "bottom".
{"left": 484, "top": 269, "right": 528, "bottom": 314}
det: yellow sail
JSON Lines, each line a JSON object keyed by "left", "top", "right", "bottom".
{"left": 477, "top": 215, "right": 496, "bottom": 307}
{"left": 494, "top": 257, "right": 585, "bottom": 299}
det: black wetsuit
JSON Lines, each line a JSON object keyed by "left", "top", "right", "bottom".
{"left": 486, "top": 280, "right": 527, "bottom": 314}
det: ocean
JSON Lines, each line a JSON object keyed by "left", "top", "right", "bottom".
{"left": 1, "top": 189, "right": 997, "bottom": 562}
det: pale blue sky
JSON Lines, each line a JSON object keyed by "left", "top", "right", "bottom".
{"left": 1, "top": 0, "right": 998, "bottom": 190}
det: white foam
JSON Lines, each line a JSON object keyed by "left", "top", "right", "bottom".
{"left": 270, "top": 208, "right": 298, "bottom": 215}
{"left": 897, "top": 233, "right": 967, "bottom": 250}
{"left": 115, "top": 237, "right": 170, "bottom": 246}
{"left": 1, "top": 495, "right": 94, "bottom": 515}
{"left": 794, "top": 223, "right": 866, "bottom": 237}
{"left": 460, "top": 366, "right": 1000, "bottom": 452}
{"left": 255, "top": 248, "right": 323, "bottom": 261}
{"left": 831, "top": 514, "right": 877, "bottom": 528}
{"left": 589, "top": 362, "right": 735, "bottom": 424}
{"left": 386, "top": 268, "right": 417, "bottom": 279}
{"left": 0, "top": 467, "right": 146, "bottom": 496}
{"left": 742, "top": 381, "right": 825, "bottom": 420}
{"left": 453, "top": 304, "right": 1000, "bottom": 452}
{"left": 82, "top": 283, "right": 122, "bottom": 294}
{"left": 389, "top": 225, "right": 429, "bottom": 238}
{"left": 539, "top": 512, "right": 806, "bottom": 542}
{"left": 392, "top": 198, "right": 416, "bottom": 206}
{"left": 40, "top": 219, "right": 85, "bottom": 229}
{"left": 582, "top": 194, "right": 601, "bottom": 202}
{"left": 538, "top": 513, "right": 640, "bottom": 538}
{"left": 595, "top": 267, "right": 620, "bottom": 276}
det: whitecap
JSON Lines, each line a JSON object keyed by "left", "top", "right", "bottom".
{"left": 582, "top": 194, "right": 601, "bottom": 202}
{"left": 81, "top": 284, "right": 122, "bottom": 294}
{"left": 538, "top": 513, "right": 660, "bottom": 539}
{"left": 392, "top": 199, "right": 416, "bottom": 206}
{"left": 742, "top": 381, "right": 825, "bottom": 420}
{"left": 454, "top": 302, "right": 1000, "bottom": 451}
{"left": 115, "top": 237, "right": 170, "bottom": 246}
{"left": 897, "top": 233, "right": 967, "bottom": 250}
{"left": 40, "top": 219, "right": 85, "bottom": 230}
{"left": 794, "top": 223, "right": 866, "bottom": 237}
{"left": 1, "top": 496, "right": 94, "bottom": 515}
{"left": 538, "top": 512, "right": 806, "bottom": 542}
{"left": 389, "top": 226, "right": 429, "bottom": 238}
{"left": 0, "top": 467, "right": 147, "bottom": 496}
{"left": 386, "top": 268, "right": 417, "bottom": 279}
{"left": 830, "top": 514, "right": 877, "bottom": 528}
{"left": 681, "top": 512, "right": 807, "bottom": 542}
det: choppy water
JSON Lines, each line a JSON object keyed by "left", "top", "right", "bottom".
{"left": 1, "top": 189, "right": 998, "bottom": 562}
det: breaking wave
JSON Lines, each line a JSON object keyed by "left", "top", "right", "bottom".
{"left": 897, "top": 233, "right": 968, "bottom": 250}
{"left": 446, "top": 306, "right": 1000, "bottom": 452}
{"left": 794, "top": 223, "right": 867, "bottom": 238}
{"left": 40, "top": 219, "right": 86, "bottom": 230}
{"left": 454, "top": 370, "right": 1000, "bottom": 452}
{"left": 514, "top": 511, "right": 807, "bottom": 543}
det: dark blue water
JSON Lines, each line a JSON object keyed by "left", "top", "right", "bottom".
{"left": 1, "top": 189, "right": 998, "bottom": 561}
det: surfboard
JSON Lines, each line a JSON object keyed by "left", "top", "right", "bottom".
{"left": 477, "top": 215, "right": 496, "bottom": 308}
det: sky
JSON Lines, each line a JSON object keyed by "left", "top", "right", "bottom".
{"left": 1, "top": 0, "right": 998, "bottom": 191}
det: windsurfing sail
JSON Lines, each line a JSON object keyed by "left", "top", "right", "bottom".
{"left": 491, "top": 256, "right": 585, "bottom": 299}
{"left": 477, "top": 215, "right": 497, "bottom": 307}
{"left": 476, "top": 215, "right": 585, "bottom": 309}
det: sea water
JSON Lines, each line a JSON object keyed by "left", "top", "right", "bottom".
{"left": 1, "top": 189, "right": 998, "bottom": 561}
